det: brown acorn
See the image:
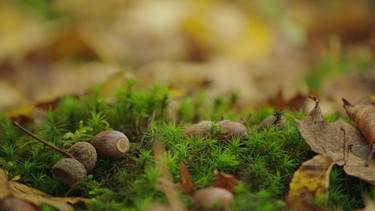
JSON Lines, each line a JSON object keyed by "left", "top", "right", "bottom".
{"left": 67, "top": 142, "right": 97, "bottom": 172}
{"left": 91, "top": 130, "right": 130, "bottom": 159}
{"left": 52, "top": 158, "right": 87, "bottom": 186}
{"left": 192, "top": 187, "right": 233, "bottom": 210}
{"left": 258, "top": 112, "right": 286, "bottom": 131}
{"left": 183, "top": 123, "right": 198, "bottom": 136}
{"left": 217, "top": 120, "right": 248, "bottom": 140}
{"left": 195, "top": 120, "right": 213, "bottom": 137}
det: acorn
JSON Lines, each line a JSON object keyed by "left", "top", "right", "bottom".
{"left": 195, "top": 120, "right": 213, "bottom": 137}
{"left": 192, "top": 187, "right": 233, "bottom": 210}
{"left": 52, "top": 158, "right": 87, "bottom": 186}
{"left": 67, "top": 142, "right": 97, "bottom": 172}
{"left": 217, "top": 120, "right": 248, "bottom": 140}
{"left": 258, "top": 112, "right": 286, "bottom": 131}
{"left": 183, "top": 123, "right": 198, "bottom": 136}
{"left": 91, "top": 130, "right": 130, "bottom": 159}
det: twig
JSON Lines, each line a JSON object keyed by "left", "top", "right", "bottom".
{"left": 12, "top": 122, "right": 75, "bottom": 159}
{"left": 153, "top": 138, "right": 187, "bottom": 211}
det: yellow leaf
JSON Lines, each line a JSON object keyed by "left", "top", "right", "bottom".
{"left": 180, "top": 1, "right": 274, "bottom": 63}
{"left": 369, "top": 95, "right": 375, "bottom": 104}
{"left": 0, "top": 169, "right": 10, "bottom": 199}
{"left": 286, "top": 154, "right": 334, "bottom": 211}
{"left": 0, "top": 169, "right": 90, "bottom": 211}
{"left": 4, "top": 105, "right": 35, "bottom": 119}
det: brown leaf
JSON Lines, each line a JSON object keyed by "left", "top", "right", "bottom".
{"left": 0, "top": 170, "right": 10, "bottom": 199}
{"left": 214, "top": 170, "right": 240, "bottom": 194}
{"left": 359, "top": 194, "right": 375, "bottom": 211}
{"left": 0, "top": 169, "right": 90, "bottom": 211}
{"left": 0, "top": 198, "right": 37, "bottom": 211}
{"left": 342, "top": 98, "right": 375, "bottom": 165}
{"left": 267, "top": 90, "right": 308, "bottom": 111}
{"left": 295, "top": 98, "right": 375, "bottom": 185}
{"left": 179, "top": 163, "right": 196, "bottom": 196}
{"left": 286, "top": 154, "right": 334, "bottom": 211}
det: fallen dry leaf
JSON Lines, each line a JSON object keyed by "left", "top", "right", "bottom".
{"left": 286, "top": 154, "right": 334, "bottom": 211}
{"left": 0, "top": 197, "right": 37, "bottom": 211}
{"left": 179, "top": 163, "right": 196, "bottom": 196}
{"left": 358, "top": 194, "right": 375, "bottom": 211}
{"left": 0, "top": 169, "right": 90, "bottom": 211}
{"left": 342, "top": 98, "right": 375, "bottom": 165}
{"left": 267, "top": 90, "right": 308, "bottom": 111}
{"left": 214, "top": 170, "right": 240, "bottom": 194}
{"left": 295, "top": 97, "right": 375, "bottom": 184}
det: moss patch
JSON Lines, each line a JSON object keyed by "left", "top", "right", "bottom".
{"left": 1, "top": 81, "right": 374, "bottom": 210}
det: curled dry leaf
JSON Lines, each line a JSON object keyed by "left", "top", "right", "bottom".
{"left": 295, "top": 97, "right": 375, "bottom": 185}
{"left": 0, "top": 169, "right": 90, "bottom": 211}
{"left": 0, "top": 197, "right": 37, "bottom": 211}
{"left": 180, "top": 163, "right": 196, "bottom": 196}
{"left": 267, "top": 90, "right": 308, "bottom": 111}
{"left": 214, "top": 170, "right": 240, "bottom": 194}
{"left": 286, "top": 154, "right": 334, "bottom": 211}
{"left": 342, "top": 98, "right": 375, "bottom": 165}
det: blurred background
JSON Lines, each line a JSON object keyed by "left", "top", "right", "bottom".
{"left": 1, "top": 0, "right": 375, "bottom": 115}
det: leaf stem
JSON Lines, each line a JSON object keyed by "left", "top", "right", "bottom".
{"left": 12, "top": 122, "right": 75, "bottom": 159}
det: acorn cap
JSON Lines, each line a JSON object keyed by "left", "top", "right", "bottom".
{"left": 192, "top": 187, "right": 233, "bottom": 210}
{"left": 52, "top": 158, "right": 87, "bottom": 186}
{"left": 67, "top": 142, "right": 97, "bottom": 172}
{"left": 91, "top": 130, "right": 130, "bottom": 159}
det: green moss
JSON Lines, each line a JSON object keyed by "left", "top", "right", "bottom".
{"left": 232, "top": 185, "right": 284, "bottom": 211}
{"left": 1, "top": 81, "right": 375, "bottom": 210}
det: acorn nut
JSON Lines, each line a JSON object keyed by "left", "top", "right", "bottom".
{"left": 91, "top": 130, "right": 130, "bottom": 159}
{"left": 183, "top": 123, "right": 198, "bottom": 136}
{"left": 258, "top": 113, "right": 286, "bottom": 131}
{"left": 52, "top": 158, "right": 87, "bottom": 186}
{"left": 67, "top": 142, "right": 97, "bottom": 172}
{"left": 195, "top": 120, "right": 213, "bottom": 137}
{"left": 192, "top": 187, "right": 233, "bottom": 210}
{"left": 183, "top": 120, "right": 213, "bottom": 137}
{"left": 217, "top": 120, "right": 248, "bottom": 140}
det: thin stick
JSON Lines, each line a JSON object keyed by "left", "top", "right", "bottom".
{"left": 12, "top": 122, "right": 75, "bottom": 159}
{"left": 153, "top": 138, "right": 187, "bottom": 211}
